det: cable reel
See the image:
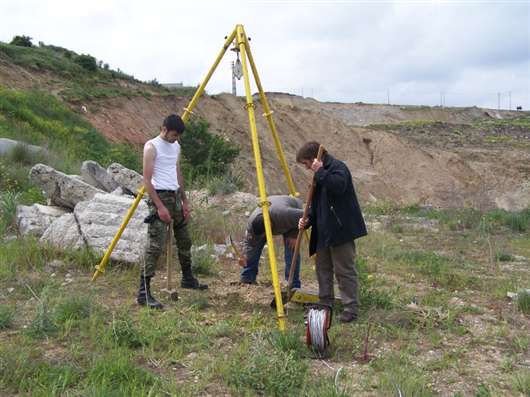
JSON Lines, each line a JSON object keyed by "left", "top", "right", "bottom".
{"left": 305, "top": 304, "right": 332, "bottom": 357}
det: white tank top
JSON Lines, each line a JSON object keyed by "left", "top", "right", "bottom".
{"left": 147, "top": 135, "right": 180, "bottom": 191}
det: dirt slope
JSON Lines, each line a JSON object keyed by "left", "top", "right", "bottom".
{"left": 1, "top": 59, "right": 529, "bottom": 210}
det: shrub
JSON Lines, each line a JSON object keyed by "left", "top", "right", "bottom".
{"left": 110, "top": 314, "right": 147, "bottom": 348}
{"left": 180, "top": 118, "right": 240, "bottom": 180}
{"left": 74, "top": 54, "right": 97, "bottom": 71}
{"left": 0, "top": 305, "right": 15, "bottom": 329}
{"left": 10, "top": 35, "right": 33, "bottom": 47}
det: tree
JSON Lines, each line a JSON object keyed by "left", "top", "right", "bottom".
{"left": 10, "top": 35, "right": 33, "bottom": 47}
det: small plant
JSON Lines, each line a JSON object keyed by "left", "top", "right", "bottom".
{"left": 54, "top": 294, "right": 92, "bottom": 324}
{"left": 0, "top": 190, "right": 20, "bottom": 235}
{"left": 191, "top": 244, "right": 218, "bottom": 276}
{"left": 26, "top": 287, "right": 58, "bottom": 338}
{"left": 0, "top": 305, "right": 15, "bottom": 329}
{"left": 511, "top": 369, "right": 530, "bottom": 396}
{"left": 86, "top": 350, "right": 156, "bottom": 395}
{"left": 496, "top": 251, "right": 514, "bottom": 262}
{"left": 225, "top": 332, "right": 308, "bottom": 396}
{"left": 110, "top": 314, "right": 147, "bottom": 348}
{"left": 205, "top": 169, "right": 243, "bottom": 196}
{"left": 517, "top": 290, "right": 530, "bottom": 315}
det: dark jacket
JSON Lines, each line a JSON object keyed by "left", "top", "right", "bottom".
{"left": 308, "top": 154, "right": 367, "bottom": 256}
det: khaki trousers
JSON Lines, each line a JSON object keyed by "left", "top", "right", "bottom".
{"left": 315, "top": 240, "right": 359, "bottom": 314}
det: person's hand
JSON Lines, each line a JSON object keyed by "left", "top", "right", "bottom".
{"left": 311, "top": 159, "right": 323, "bottom": 172}
{"left": 238, "top": 255, "right": 247, "bottom": 267}
{"left": 298, "top": 217, "right": 308, "bottom": 230}
{"left": 157, "top": 205, "right": 171, "bottom": 223}
{"left": 182, "top": 198, "right": 190, "bottom": 221}
{"left": 286, "top": 237, "right": 297, "bottom": 250}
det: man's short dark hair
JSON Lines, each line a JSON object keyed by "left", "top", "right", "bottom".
{"left": 163, "top": 114, "right": 185, "bottom": 134}
{"left": 252, "top": 213, "right": 265, "bottom": 236}
{"left": 296, "top": 141, "right": 326, "bottom": 162}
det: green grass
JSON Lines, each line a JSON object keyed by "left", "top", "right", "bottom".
{"left": 0, "top": 87, "right": 142, "bottom": 173}
{"left": 222, "top": 330, "right": 309, "bottom": 396}
{"left": 0, "top": 304, "right": 15, "bottom": 329}
{"left": 517, "top": 290, "right": 530, "bottom": 315}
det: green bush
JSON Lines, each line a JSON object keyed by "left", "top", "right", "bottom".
{"left": 74, "top": 54, "right": 97, "bottom": 71}
{"left": 10, "top": 35, "right": 33, "bottom": 47}
{"left": 180, "top": 118, "right": 239, "bottom": 181}
{"left": 110, "top": 313, "right": 147, "bottom": 349}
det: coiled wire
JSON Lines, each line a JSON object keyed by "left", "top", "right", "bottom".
{"left": 306, "top": 307, "right": 330, "bottom": 354}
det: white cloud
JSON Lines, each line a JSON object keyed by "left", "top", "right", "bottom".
{"left": 1, "top": 0, "right": 528, "bottom": 108}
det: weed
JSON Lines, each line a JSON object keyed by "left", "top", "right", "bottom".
{"left": 517, "top": 290, "right": 530, "bottom": 314}
{"left": 0, "top": 345, "right": 80, "bottom": 395}
{"left": 0, "top": 190, "right": 20, "bottom": 235}
{"left": 85, "top": 349, "right": 157, "bottom": 396}
{"left": 205, "top": 169, "right": 243, "bottom": 196}
{"left": 54, "top": 294, "right": 93, "bottom": 324}
{"left": 475, "top": 383, "right": 492, "bottom": 396}
{"left": 110, "top": 313, "right": 147, "bottom": 349}
{"left": 224, "top": 331, "right": 308, "bottom": 396}
{"left": 511, "top": 369, "right": 530, "bottom": 396}
{"left": 26, "top": 287, "right": 58, "bottom": 338}
{"left": 0, "top": 304, "right": 15, "bottom": 329}
{"left": 370, "top": 353, "right": 435, "bottom": 396}
{"left": 191, "top": 244, "right": 218, "bottom": 276}
{"left": 496, "top": 251, "right": 514, "bottom": 262}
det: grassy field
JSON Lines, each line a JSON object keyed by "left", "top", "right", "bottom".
{"left": 0, "top": 202, "right": 529, "bottom": 396}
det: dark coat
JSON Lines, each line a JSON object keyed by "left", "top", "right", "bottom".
{"left": 308, "top": 154, "right": 367, "bottom": 256}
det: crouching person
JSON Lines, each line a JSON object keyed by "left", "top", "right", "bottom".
{"left": 239, "top": 195, "right": 304, "bottom": 288}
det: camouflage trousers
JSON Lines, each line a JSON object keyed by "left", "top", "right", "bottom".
{"left": 142, "top": 190, "right": 192, "bottom": 278}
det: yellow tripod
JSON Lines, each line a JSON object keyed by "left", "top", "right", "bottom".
{"left": 91, "top": 24, "right": 299, "bottom": 331}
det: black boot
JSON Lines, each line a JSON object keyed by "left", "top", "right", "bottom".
{"left": 181, "top": 267, "right": 208, "bottom": 290}
{"left": 137, "top": 275, "right": 164, "bottom": 309}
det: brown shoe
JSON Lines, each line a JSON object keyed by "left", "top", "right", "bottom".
{"left": 339, "top": 310, "right": 357, "bottom": 323}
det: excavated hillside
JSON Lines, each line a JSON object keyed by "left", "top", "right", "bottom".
{"left": 1, "top": 45, "right": 529, "bottom": 210}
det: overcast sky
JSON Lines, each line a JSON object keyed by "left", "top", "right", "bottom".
{"left": 1, "top": 0, "right": 529, "bottom": 109}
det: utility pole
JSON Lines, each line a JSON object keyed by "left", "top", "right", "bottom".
{"left": 387, "top": 88, "right": 390, "bottom": 105}
{"left": 231, "top": 61, "right": 236, "bottom": 96}
{"left": 498, "top": 92, "right": 501, "bottom": 110}
{"left": 509, "top": 91, "right": 512, "bottom": 110}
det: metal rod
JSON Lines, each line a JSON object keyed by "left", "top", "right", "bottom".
{"left": 237, "top": 24, "right": 286, "bottom": 331}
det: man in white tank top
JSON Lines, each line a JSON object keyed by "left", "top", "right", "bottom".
{"left": 138, "top": 114, "right": 207, "bottom": 309}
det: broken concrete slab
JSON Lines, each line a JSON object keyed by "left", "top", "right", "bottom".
{"left": 40, "top": 213, "right": 84, "bottom": 249}
{"left": 16, "top": 203, "right": 68, "bottom": 237}
{"left": 107, "top": 163, "right": 143, "bottom": 195}
{"left": 81, "top": 160, "right": 118, "bottom": 192}
{"left": 0, "top": 138, "right": 47, "bottom": 156}
{"left": 41, "top": 193, "right": 148, "bottom": 263}
{"left": 30, "top": 164, "right": 105, "bottom": 209}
